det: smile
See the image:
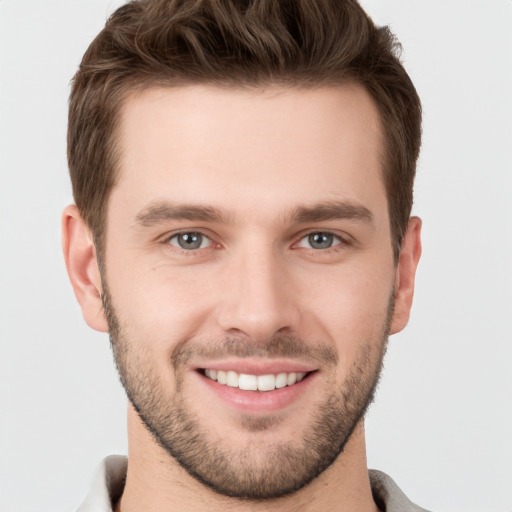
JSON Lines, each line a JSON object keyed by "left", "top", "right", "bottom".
{"left": 202, "top": 369, "right": 308, "bottom": 392}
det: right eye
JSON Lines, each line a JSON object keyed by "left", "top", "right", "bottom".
{"left": 168, "top": 232, "right": 212, "bottom": 251}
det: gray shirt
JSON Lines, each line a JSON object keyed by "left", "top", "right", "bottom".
{"left": 76, "top": 455, "right": 431, "bottom": 512}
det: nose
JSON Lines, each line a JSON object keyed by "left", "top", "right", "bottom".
{"left": 216, "top": 245, "right": 301, "bottom": 342}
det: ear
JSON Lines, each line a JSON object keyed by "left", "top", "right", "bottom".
{"left": 61, "top": 204, "right": 108, "bottom": 332}
{"left": 390, "top": 216, "right": 422, "bottom": 335}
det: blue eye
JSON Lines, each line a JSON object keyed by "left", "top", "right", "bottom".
{"left": 168, "top": 232, "right": 211, "bottom": 250}
{"left": 298, "top": 232, "right": 341, "bottom": 250}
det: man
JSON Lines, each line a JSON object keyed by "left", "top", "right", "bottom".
{"left": 62, "top": 0, "right": 424, "bottom": 510}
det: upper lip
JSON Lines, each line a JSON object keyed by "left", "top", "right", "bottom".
{"left": 192, "top": 358, "right": 318, "bottom": 376}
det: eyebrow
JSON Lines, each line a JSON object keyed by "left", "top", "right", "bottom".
{"left": 134, "top": 201, "right": 231, "bottom": 227}
{"left": 289, "top": 201, "right": 375, "bottom": 227}
{"left": 134, "top": 200, "right": 374, "bottom": 228}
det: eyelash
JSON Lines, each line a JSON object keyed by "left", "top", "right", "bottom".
{"left": 163, "top": 230, "right": 351, "bottom": 257}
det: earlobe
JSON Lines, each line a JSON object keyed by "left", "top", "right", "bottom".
{"left": 390, "top": 216, "right": 422, "bottom": 335}
{"left": 61, "top": 205, "right": 109, "bottom": 332}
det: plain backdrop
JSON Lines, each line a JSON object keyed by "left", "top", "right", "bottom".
{"left": 0, "top": 1, "right": 511, "bottom": 511}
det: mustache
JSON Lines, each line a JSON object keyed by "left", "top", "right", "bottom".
{"left": 171, "top": 335, "right": 339, "bottom": 369}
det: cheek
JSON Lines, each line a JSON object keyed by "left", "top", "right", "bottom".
{"left": 297, "top": 261, "right": 394, "bottom": 358}
{"left": 108, "top": 261, "right": 215, "bottom": 350}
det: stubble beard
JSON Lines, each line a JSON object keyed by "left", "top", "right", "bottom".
{"left": 102, "top": 284, "right": 391, "bottom": 501}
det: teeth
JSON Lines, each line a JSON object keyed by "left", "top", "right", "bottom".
{"left": 257, "top": 374, "right": 275, "bottom": 391}
{"left": 226, "top": 371, "right": 239, "bottom": 387}
{"left": 275, "top": 373, "right": 287, "bottom": 388}
{"left": 217, "top": 370, "right": 227, "bottom": 385}
{"left": 203, "top": 369, "right": 309, "bottom": 392}
{"left": 239, "top": 374, "right": 257, "bottom": 390}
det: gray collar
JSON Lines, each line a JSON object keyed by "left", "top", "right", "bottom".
{"left": 77, "top": 455, "right": 431, "bottom": 512}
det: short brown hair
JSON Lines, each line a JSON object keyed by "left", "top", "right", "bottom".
{"left": 68, "top": 0, "right": 421, "bottom": 259}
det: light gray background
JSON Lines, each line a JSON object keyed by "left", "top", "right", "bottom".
{"left": 0, "top": 1, "right": 511, "bottom": 511}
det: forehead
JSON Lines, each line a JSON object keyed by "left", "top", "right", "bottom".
{"left": 113, "top": 84, "right": 386, "bottom": 224}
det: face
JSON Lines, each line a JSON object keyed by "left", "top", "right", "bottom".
{"left": 97, "top": 85, "right": 401, "bottom": 498}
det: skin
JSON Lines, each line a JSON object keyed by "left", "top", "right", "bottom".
{"left": 62, "top": 84, "right": 422, "bottom": 512}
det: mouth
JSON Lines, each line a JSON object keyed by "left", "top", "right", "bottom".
{"left": 199, "top": 368, "right": 312, "bottom": 392}
{"left": 192, "top": 360, "right": 319, "bottom": 413}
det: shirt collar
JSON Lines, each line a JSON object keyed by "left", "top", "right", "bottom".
{"left": 76, "top": 456, "right": 429, "bottom": 512}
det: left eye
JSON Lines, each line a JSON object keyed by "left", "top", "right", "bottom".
{"left": 168, "top": 232, "right": 211, "bottom": 250}
{"left": 297, "top": 232, "right": 342, "bottom": 250}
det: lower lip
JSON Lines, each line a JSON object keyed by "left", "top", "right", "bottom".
{"left": 195, "top": 371, "right": 317, "bottom": 413}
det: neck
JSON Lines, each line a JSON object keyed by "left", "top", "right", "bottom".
{"left": 115, "top": 405, "right": 379, "bottom": 512}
